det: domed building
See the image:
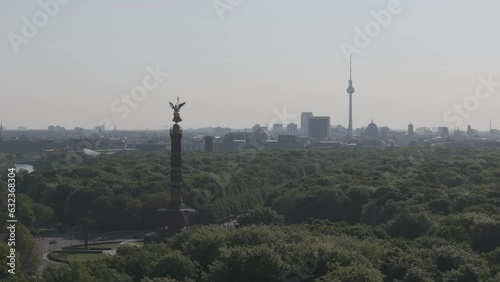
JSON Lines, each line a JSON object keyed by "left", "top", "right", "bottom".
{"left": 363, "top": 120, "right": 385, "bottom": 149}
{"left": 365, "top": 120, "right": 380, "bottom": 139}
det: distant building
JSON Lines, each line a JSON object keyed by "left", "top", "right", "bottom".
{"left": 490, "top": 129, "right": 500, "bottom": 138}
{"left": 330, "top": 125, "right": 347, "bottom": 138}
{"left": 437, "top": 127, "right": 449, "bottom": 137}
{"left": 277, "top": 135, "right": 298, "bottom": 143}
{"left": 0, "top": 139, "right": 66, "bottom": 153}
{"left": 252, "top": 124, "right": 268, "bottom": 133}
{"left": 182, "top": 138, "right": 222, "bottom": 152}
{"left": 272, "top": 124, "right": 284, "bottom": 134}
{"left": 408, "top": 123, "right": 414, "bottom": 136}
{"left": 223, "top": 132, "right": 252, "bottom": 151}
{"left": 204, "top": 136, "right": 214, "bottom": 152}
{"left": 224, "top": 132, "right": 250, "bottom": 143}
{"left": 453, "top": 127, "right": 463, "bottom": 136}
{"left": 108, "top": 138, "right": 126, "bottom": 149}
{"left": 68, "top": 138, "right": 126, "bottom": 151}
{"left": 380, "top": 126, "right": 390, "bottom": 138}
{"left": 287, "top": 123, "right": 298, "bottom": 135}
{"left": 416, "top": 127, "right": 430, "bottom": 135}
{"left": 48, "top": 125, "right": 66, "bottom": 131}
{"left": 222, "top": 130, "right": 304, "bottom": 151}
{"left": 252, "top": 124, "right": 261, "bottom": 133}
{"left": 251, "top": 128, "right": 271, "bottom": 144}
{"left": 214, "top": 127, "right": 231, "bottom": 137}
{"left": 301, "top": 112, "right": 313, "bottom": 136}
{"left": 95, "top": 125, "right": 105, "bottom": 132}
{"left": 355, "top": 127, "right": 365, "bottom": 137}
{"left": 363, "top": 120, "right": 384, "bottom": 149}
{"left": 308, "top": 116, "right": 330, "bottom": 138}
{"left": 466, "top": 125, "right": 479, "bottom": 137}
{"left": 274, "top": 135, "right": 301, "bottom": 149}
{"left": 365, "top": 120, "right": 380, "bottom": 139}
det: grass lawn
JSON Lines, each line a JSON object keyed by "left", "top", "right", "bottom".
{"left": 50, "top": 241, "right": 144, "bottom": 263}
{"left": 51, "top": 251, "right": 109, "bottom": 262}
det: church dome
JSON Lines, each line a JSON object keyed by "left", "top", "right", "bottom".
{"left": 365, "top": 121, "right": 380, "bottom": 139}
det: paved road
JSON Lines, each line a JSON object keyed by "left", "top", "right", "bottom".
{"left": 37, "top": 236, "right": 85, "bottom": 273}
{"left": 38, "top": 236, "right": 83, "bottom": 255}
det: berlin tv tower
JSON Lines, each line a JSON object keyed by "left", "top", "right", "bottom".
{"left": 346, "top": 54, "right": 355, "bottom": 138}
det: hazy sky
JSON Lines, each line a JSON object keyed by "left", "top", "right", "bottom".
{"left": 1, "top": 0, "right": 500, "bottom": 131}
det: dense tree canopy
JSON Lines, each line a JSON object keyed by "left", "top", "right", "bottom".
{"left": 1, "top": 146, "right": 500, "bottom": 280}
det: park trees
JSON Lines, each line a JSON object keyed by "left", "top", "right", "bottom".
{"left": 6, "top": 147, "right": 500, "bottom": 280}
{"left": 72, "top": 217, "right": 97, "bottom": 250}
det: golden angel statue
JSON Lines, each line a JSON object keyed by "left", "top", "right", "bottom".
{"left": 169, "top": 97, "right": 186, "bottom": 123}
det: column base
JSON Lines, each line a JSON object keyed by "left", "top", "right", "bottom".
{"left": 144, "top": 207, "right": 197, "bottom": 243}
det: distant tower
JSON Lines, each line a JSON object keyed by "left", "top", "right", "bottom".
{"left": 0, "top": 122, "right": 3, "bottom": 139}
{"left": 301, "top": 112, "right": 313, "bottom": 137}
{"left": 346, "top": 54, "right": 355, "bottom": 138}
{"left": 204, "top": 136, "right": 214, "bottom": 152}
{"left": 408, "top": 122, "right": 414, "bottom": 136}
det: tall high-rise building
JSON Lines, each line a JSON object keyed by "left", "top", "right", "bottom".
{"left": 408, "top": 123, "right": 414, "bottom": 136}
{"left": 438, "top": 127, "right": 449, "bottom": 137}
{"left": 346, "top": 55, "right": 355, "bottom": 138}
{"left": 301, "top": 112, "right": 313, "bottom": 136}
{"left": 204, "top": 136, "right": 214, "bottom": 152}
{"left": 309, "top": 116, "right": 331, "bottom": 138}
{"left": 252, "top": 124, "right": 261, "bottom": 133}
{"left": 287, "top": 123, "right": 298, "bottom": 135}
{"left": 272, "top": 124, "right": 283, "bottom": 133}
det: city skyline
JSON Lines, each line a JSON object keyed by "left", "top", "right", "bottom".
{"left": 1, "top": 1, "right": 500, "bottom": 131}
{"left": 0, "top": 119, "right": 495, "bottom": 133}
